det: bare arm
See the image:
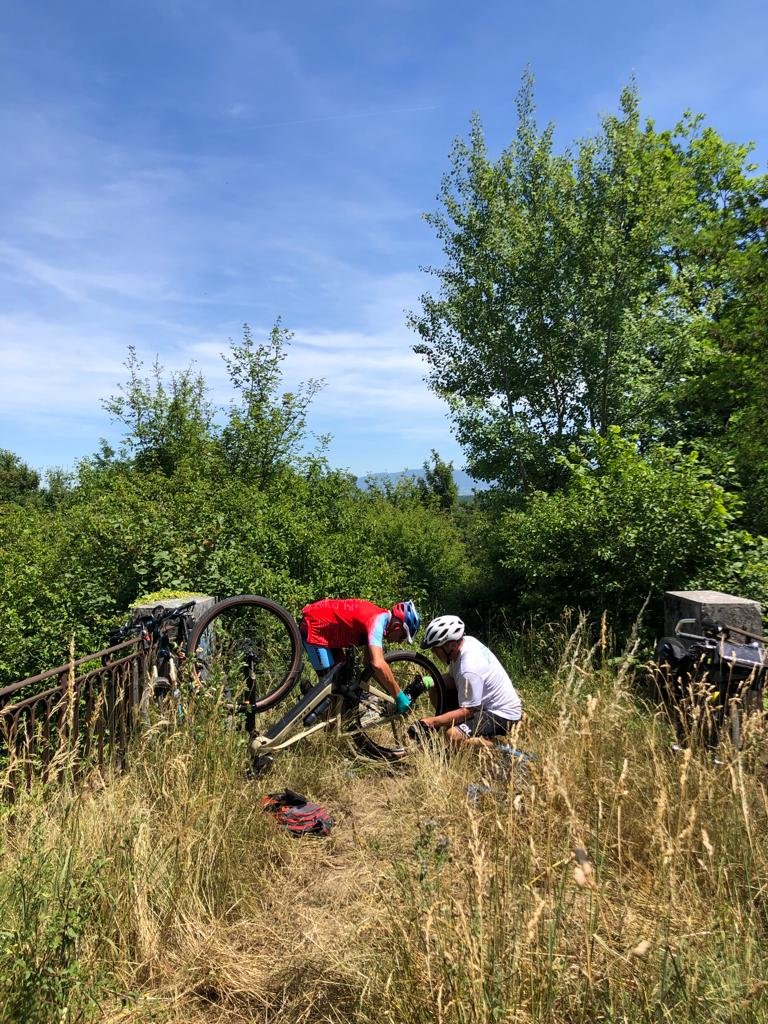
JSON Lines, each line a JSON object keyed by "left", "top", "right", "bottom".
{"left": 368, "top": 645, "right": 401, "bottom": 698}
{"left": 420, "top": 706, "right": 475, "bottom": 730}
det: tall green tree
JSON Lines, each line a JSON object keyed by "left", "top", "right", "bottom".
{"left": 219, "top": 323, "right": 326, "bottom": 488}
{"left": 662, "top": 124, "right": 768, "bottom": 530}
{"left": 102, "top": 346, "right": 215, "bottom": 476}
{"left": 0, "top": 450, "right": 40, "bottom": 504}
{"left": 411, "top": 73, "right": 766, "bottom": 495}
{"left": 418, "top": 449, "right": 459, "bottom": 511}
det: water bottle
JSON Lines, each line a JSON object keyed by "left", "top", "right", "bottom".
{"left": 174, "top": 684, "right": 184, "bottom": 724}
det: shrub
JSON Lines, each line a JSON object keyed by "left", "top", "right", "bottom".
{"left": 496, "top": 429, "right": 767, "bottom": 633}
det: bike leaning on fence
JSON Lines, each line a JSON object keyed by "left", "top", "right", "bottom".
{"left": 184, "top": 594, "right": 447, "bottom": 771}
{"left": 109, "top": 600, "right": 198, "bottom": 721}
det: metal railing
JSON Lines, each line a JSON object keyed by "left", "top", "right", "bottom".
{"left": 0, "top": 638, "right": 150, "bottom": 799}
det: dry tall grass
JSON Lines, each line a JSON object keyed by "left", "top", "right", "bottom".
{"left": 2, "top": 621, "right": 768, "bottom": 1023}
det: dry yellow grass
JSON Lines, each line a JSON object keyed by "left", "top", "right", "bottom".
{"left": 2, "top": 622, "right": 768, "bottom": 1023}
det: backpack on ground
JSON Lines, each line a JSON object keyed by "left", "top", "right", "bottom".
{"left": 260, "top": 788, "right": 334, "bottom": 838}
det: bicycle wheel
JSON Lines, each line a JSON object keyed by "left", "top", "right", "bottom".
{"left": 347, "top": 651, "right": 446, "bottom": 762}
{"left": 186, "top": 595, "right": 302, "bottom": 713}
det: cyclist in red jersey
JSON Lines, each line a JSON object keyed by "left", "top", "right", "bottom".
{"left": 299, "top": 598, "right": 420, "bottom": 714}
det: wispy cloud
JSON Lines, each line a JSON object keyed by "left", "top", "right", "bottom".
{"left": 223, "top": 105, "right": 439, "bottom": 131}
{"left": 0, "top": 243, "right": 172, "bottom": 305}
{"left": 0, "top": 267, "right": 455, "bottom": 474}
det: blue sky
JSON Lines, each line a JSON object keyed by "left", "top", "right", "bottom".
{"left": 1, "top": 1, "right": 766, "bottom": 478}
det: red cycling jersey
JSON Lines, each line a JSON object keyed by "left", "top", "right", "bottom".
{"left": 300, "top": 598, "right": 389, "bottom": 649}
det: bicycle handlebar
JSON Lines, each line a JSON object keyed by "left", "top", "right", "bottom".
{"left": 675, "top": 616, "right": 764, "bottom": 645}
{"left": 151, "top": 600, "right": 197, "bottom": 622}
{"left": 108, "top": 600, "right": 198, "bottom": 645}
{"left": 108, "top": 619, "right": 147, "bottom": 642}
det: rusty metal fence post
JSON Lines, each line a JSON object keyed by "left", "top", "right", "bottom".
{"left": 0, "top": 638, "right": 151, "bottom": 800}
{"left": 0, "top": 595, "right": 218, "bottom": 800}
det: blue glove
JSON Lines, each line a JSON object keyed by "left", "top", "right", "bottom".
{"left": 394, "top": 690, "right": 412, "bottom": 714}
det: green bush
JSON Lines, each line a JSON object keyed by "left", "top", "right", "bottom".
{"left": 496, "top": 429, "right": 768, "bottom": 633}
{"left": 0, "top": 460, "right": 476, "bottom": 684}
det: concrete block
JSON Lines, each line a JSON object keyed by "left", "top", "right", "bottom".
{"left": 130, "top": 594, "right": 216, "bottom": 631}
{"left": 664, "top": 589, "right": 763, "bottom": 640}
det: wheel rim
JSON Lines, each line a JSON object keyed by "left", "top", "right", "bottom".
{"left": 348, "top": 652, "right": 443, "bottom": 761}
{"left": 189, "top": 597, "right": 301, "bottom": 711}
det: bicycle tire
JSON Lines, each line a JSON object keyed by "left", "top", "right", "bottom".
{"left": 186, "top": 595, "right": 303, "bottom": 713}
{"left": 347, "top": 650, "right": 446, "bottom": 762}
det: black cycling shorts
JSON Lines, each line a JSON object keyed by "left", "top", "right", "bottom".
{"left": 458, "top": 710, "right": 519, "bottom": 739}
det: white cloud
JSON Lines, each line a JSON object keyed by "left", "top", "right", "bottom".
{"left": 0, "top": 279, "right": 453, "bottom": 474}
{"left": 0, "top": 243, "right": 173, "bottom": 305}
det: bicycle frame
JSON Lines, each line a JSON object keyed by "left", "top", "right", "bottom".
{"left": 250, "top": 661, "right": 396, "bottom": 755}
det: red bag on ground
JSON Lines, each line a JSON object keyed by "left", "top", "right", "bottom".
{"left": 260, "top": 789, "right": 334, "bottom": 838}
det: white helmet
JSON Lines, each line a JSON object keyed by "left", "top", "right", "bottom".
{"left": 421, "top": 615, "right": 465, "bottom": 649}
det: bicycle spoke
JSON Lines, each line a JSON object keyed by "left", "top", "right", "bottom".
{"left": 188, "top": 596, "right": 301, "bottom": 711}
{"left": 348, "top": 651, "right": 444, "bottom": 761}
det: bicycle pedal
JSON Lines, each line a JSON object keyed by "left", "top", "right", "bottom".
{"left": 407, "top": 721, "right": 435, "bottom": 744}
{"left": 249, "top": 754, "right": 275, "bottom": 778}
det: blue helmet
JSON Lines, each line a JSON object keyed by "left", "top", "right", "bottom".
{"left": 390, "top": 600, "right": 421, "bottom": 644}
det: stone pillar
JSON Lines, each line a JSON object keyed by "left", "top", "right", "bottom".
{"left": 130, "top": 594, "right": 216, "bottom": 625}
{"left": 663, "top": 589, "right": 763, "bottom": 640}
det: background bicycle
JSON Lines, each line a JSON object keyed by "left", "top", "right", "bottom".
{"left": 654, "top": 615, "right": 767, "bottom": 751}
{"left": 109, "top": 599, "right": 198, "bottom": 722}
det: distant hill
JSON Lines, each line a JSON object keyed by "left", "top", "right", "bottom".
{"left": 356, "top": 468, "right": 486, "bottom": 496}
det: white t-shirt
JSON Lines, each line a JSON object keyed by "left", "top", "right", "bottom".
{"left": 449, "top": 636, "right": 522, "bottom": 721}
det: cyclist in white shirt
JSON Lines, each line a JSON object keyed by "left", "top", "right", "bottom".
{"left": 417, "top": 614, "right": 522, "bottom": 746}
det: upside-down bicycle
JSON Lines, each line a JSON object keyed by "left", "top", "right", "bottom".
{"left": 185, "top": 594, "right": 447, "bottom": 770}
